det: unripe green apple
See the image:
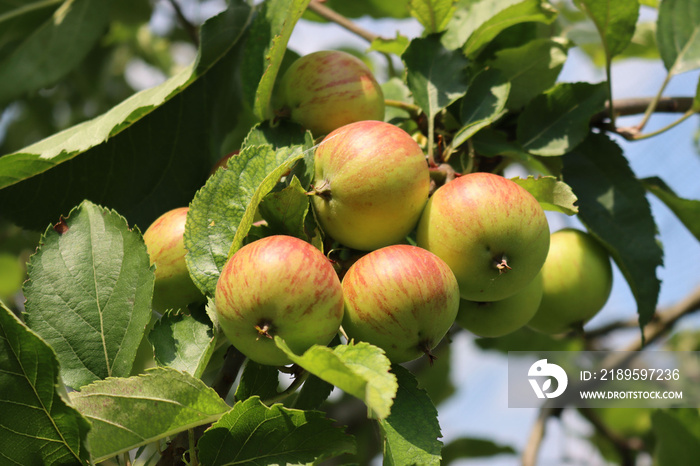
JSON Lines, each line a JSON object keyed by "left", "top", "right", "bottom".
{"left": 143, "top": 207, "right": 204, "bottom": 313}
{"left": 416, "top": 173, "right": 550, "bottom": 302}
{"left": 215, "top": 235, "right": 344, "bottom": 366}
{"left": 277, "top": 50, "right": 385, "bottom": 136}
{"left": 341, "top": 245, "right": 460, "bottom": 363}
{"left": 527, "top": 228, "right": 613, "bottom": 334}
{"left": 311, "top": 120, "right": 430, "bottom": 251}
{"left": 456, "top": 271, "right": 543, "bottom": 338}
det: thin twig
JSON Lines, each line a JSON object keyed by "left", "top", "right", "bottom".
{"left": 307, "top": 0, "right": 386, "bottom": 43}
{"left": 522, "top": 406, "right": 562, "bottom": 466}
{"left": 591, "top": 96, "right": 697, "bottom": 126}
{"left": 167, "top": 0, "right": 200, "bottom": 47}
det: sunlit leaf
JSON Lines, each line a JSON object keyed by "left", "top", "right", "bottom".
{"left": 380, "top": 365, "right": 442, "bottom": 465}
{"left": 409, "top": 0, "right": 456, "bottom": 33}
{"left": 657, "top": 0, "right": 700, "bottom": 75}
{"left": 242, "top": 0, "right": 311, "bottom": 120}
{"left": 184, "top": 145, "right": 306, "bottom": 297}
{"left": 642, "top": 176, "right": 700, "bottom": 241}
{"left": 276, "top": 338, "right": 397, "bottom": 420}
{"left": 23, "top": 200, "right": 154, "bottom": 389}
{"left": 512, "top": 175, "right": 579, "bottom": 215}
{"left": 70, "top": 368, "right": 231, "bottom": 463}
{"left": 575, "top": 0, "right": 639, "bottom": 63}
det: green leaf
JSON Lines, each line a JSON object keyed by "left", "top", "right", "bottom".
{"left": 517, "top": 82, "right": 608, "bottom": 156}
{"left": 409, "top": 0, "right": 456, "bottom": 33}
{"left": 403, "top": 34, "right": 470, "bottom": 117}
{"left": 198, "top": 396, "right": 356, "bottom": 466}
{"left": 0, "top": 0, "right": 111, "bottom": 106}
{"left": 23, "top": 200, "right": 154, "bottom": 389}
{"left": 511, "top": 175, "right": 579, "bottom": 215}
{"left": 259, "top": 176, "right": 312, "bottom": 239}
{"left": 488, "top": 38, "right": 569, "bottom": 109}
{"left": 642, "top": 176, "right": 700, "bottom": 241}
{"left": 369, "top": 32, "right": 411, "bottom": 55}
{"left": 242, "top": 120, "right": 315, "bottom": 187}
{"left": 379, "top": 365, "right": 443, "bottom": 465}
{"left": 69, "top": 367, "right": 231, "bottom": 463}
{"left": 242, "top": 0, "right": 311, "bottom": 120}
{"left": 575, "top": 0, "right": 640, "bottom": 62}
{"left": 149, "top": 311, "right": 217, "bottom": 379}
{"left": 234, "top": 360, "right": 280, "bottom": 402}
{"left": 0, "top": 302, "right": 91, "bottom": 466}
{"left": 0, "top": 0, "right": 59, "bottom": 54}
{"left": 184, "top": 145, "right": 306, "bottom": 297}
{"left": 441, "top": 437, "right": 516, "bottom": 462}
{"left": 276, "top": 338, "right": 398, "bottom": 420}
{"left": 562, "top": 133, "right": 663, "bottom": 329}
{"left": 657, "top": 0, "right": 700, "bottom": 75}
{"left": 452, "top": 68, "right": 510, "bottom": 148}
{"left": 652, "top": 410, "right": 700, "bottom": 465}
{"left": 0, "top": 1, "right": 254, "bottom": 231}
{"left": 442, "top": 0, "right": 558, "bottom": 55}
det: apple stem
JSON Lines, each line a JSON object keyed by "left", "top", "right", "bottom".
{"left": 310, "top": 180, "right": 332, "bottom": 200}
{"left": 419, "top": 340, "right": 437, "bottom": 366}
{"left": 494, "top": 256, "right": 512, "bottom": 274}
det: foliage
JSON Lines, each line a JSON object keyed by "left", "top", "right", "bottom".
{"left": 1, "top": 0, "right": 700, "bottom": 464}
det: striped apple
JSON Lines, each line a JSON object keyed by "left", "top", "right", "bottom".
{"left": 341, "top": 244, "right": 460, "bottom": 363}
{"left": 215, "top": 235, "right": 343, "bottom": 366}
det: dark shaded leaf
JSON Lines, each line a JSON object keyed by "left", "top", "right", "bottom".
{"left": 198, "top": 396, "right": 356, "bottom": 466}
{"left": 0, "top": 302, "right": 91, "bottom": 466}
{"left": 562, "top": 133, "right": 663, "bottom": 329}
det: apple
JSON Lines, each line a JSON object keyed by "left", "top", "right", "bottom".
{"left": 311, "top": 120, "right": 430, "bottom": 251}
{"left": 277, "top": 50, "right": 385, "bottom": 136}
{"left": 416, "top": 172, "right": 550, "bottom": 302}
{"left": 341, "top": 244, "right": 460, "bottom": 363}
{"left": 143, "top": 207, "right": 204, "bottom": 313}
{"left": 215, "top": 235, "right": 344, "bottom": 366}
{"left": 456, "top": 271, "right": 543, "bottom": 338}
{"left": 527, "top": 228, "right": 613, "bottom": 334}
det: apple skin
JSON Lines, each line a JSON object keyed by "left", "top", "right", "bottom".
{"left": 416, "top": 173, "right": 550, "bottom": 302}
{"left": 277, "top": 50, "right": 385, "bottom": 136}
{"left": 311, "top": 120, "right": 430, "bottom": 251}
{"left": 143, "top": 207, "right": 205, "bottom": 313}
{"left": 527, "top": 228, "right": 613, "bottom": 334}
{"left": 456, "top": 271, "right": 543, "bottom": 338}
{"left": 341, "top": 244, "right": 460, "bottom": 363}
{"left": 215, "top": 235, "right": 344, "bottom": 366}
